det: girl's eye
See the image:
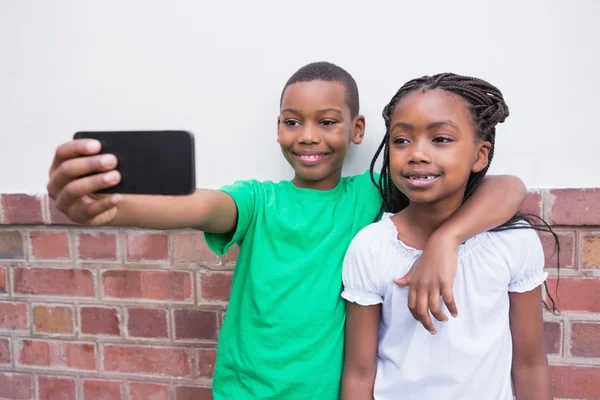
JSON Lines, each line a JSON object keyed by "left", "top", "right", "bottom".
{"left": 320, "top": 120, "right": 337, "bottom": 127}
{"left": 284, "top": 119, "right": 300, "bottom": 127}
{"left": 393, "top": 137, "right": 409, "bottom": 144}
{"left": 433, "top": 136, "right": 452, "bottom": 143}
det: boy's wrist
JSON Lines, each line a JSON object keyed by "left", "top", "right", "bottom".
{"left": 430, "top": 224, "right": 463, "bottom": 247}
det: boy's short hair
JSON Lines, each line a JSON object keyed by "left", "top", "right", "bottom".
{"left": 280, "top": 61, "right": 360, "bottom": 117}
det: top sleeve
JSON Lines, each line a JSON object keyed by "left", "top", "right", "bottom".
{"left": 203, "top": 180, "right": 259, "bottom": 256}
{"left": 506, "top": 227, "right": 548, "bottom": 293}
{"left": 341, "top": 227, "right": 384, "bottom": 306}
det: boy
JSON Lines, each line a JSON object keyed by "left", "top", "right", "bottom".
{"left": 47, "top": 62, "right": 526, "bottom": 399}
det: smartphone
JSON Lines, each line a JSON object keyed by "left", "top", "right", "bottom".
{"left": 73, "top": 130, "right": 196, "bottom": 196}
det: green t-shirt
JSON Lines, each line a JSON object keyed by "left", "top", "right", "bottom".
{"left": 205, "top": 170, "right": 382, "bottom": 400}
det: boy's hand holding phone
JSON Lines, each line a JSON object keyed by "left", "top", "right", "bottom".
{"left": 47, "top": 139, "right": 122, "bottom": 225}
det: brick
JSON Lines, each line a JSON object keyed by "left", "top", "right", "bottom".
{"left": 0, "top": 372, "right": 32, "bottom": 399}
{"left": 546, "top": 277, "right": 600, "bottom": 312}
{"left": 0, "top": 230, "right": 25, "bottom": 259}
{"left": 103, "top": 270, "right": 192, "bottom": 301}
{"left": 520, "top": 190, "right": 542, "bottom": 216}
{"left": 18, "top": 339, "right": 95, "bottom": 370}
{"left": 551, "top": 365, "right": 600, "bottom": 399}
{"left": 83, "top": 380, "right": 121, "bottom": 400}
{"left": 198, "top": 349, "right": 216, "bottom": 377}
{"left": 19, "top": 339, "right": 50, "bottom": 366}
{"left": 571, "top": 321, "right": 600, "bottom": 358}
{"left": 544, "top": 321, "right": 562, "bottom": 355}
{"left": 0, "top": 302, "right": 28, "bottom": 330}
{"left": 0, "top": 337, "right": 10, "bottom": 363}
{"left": 127, "top": 308, "right": 168, "bottom": 338}
{"left": 540, "top": 231, "right": 574, "bottom": 269}
{"left": 77, "top": 232, "right": 117, "bottom": 260}
{"left": 200, "top": 272, "right": 232, "bottom": 302}
{"left": 126, "top": 232, "right": 168, "bottom": 261}
{"left": 1, "top": 194, "right": 43, "bottom": 224}
{"left": 225, "top": 244, "right": 239, "bottom": 262}
{"left": 174, "top": 309, "right": 218, "bottom": 341}
{"left": 547, "top": 188, "right": 600, "bottom": 225}
{"left": 30, "top": 231, "right": 70, "bottom": 259}
{"left": 80, "top": 306, "right": 120, "bottom": 336}
{"left": 174, "top": 232, "right": 218, "bottom": 264}
{"left": 33, "top": 305, "right": 74, "bottom": 334}
{"left": 14, "top": 267, "right": 95, "bottom": 297}
{"left": 103, "top": 344, "right": 190, "bottom": 376}
{"left": 175, "top": 386, "right": 213, "bottom": 400}
{"left": 0, "top": 266, "right": 6, "bottom": 294}
{"left": 129, "top": 382, "right": 169, "bottom": 400}
{"left": 39, "top": 376, "right": 76, "bottom": 400}
{"left": 582, "top": 232, "right": 600, "bottom": 269}
{"left": 48, "top": 197, "right": 76, "bottom": 225}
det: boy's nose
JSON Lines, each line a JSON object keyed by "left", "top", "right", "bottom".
{"left": 298, "top": 125, "right": 321, "bottom": 144}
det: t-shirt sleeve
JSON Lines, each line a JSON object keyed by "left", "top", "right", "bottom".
{"left": 341, "top": 228, "right": 384, "bottom": 306}
{"left": 507, "top": 227, "right": 548, "bottom": 293}
{"left": 203, "top": 180, "right": 258, "bottom": 256}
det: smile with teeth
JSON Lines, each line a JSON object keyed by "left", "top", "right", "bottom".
{"left": 408, "top": 176, "right": 438, "bottom": 180}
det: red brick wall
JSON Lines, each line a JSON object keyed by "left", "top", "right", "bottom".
{"left": 0, "top": 189, "right": 599, "bottom": 399}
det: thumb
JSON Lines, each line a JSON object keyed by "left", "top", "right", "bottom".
{"left": 393, "top": 267, "right": 413, "bottom": 287}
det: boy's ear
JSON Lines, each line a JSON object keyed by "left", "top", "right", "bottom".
{"left": 472, "top": 141, "right": 491, "bottom": 173}
{"left": 276, "top": 116, "right": 281, "bottom": 143}
{"left": 352, "top": 115, "right": 366, "bottom": 145}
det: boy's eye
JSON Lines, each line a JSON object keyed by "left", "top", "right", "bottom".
{"left": 433, "top": 136, "right": 452, "bottom": 143}
{"left": 320, "top": 120, "right": 337, "bottom": 127}
{"left": 284, "top": 119, "right": 301, "bottom": 127}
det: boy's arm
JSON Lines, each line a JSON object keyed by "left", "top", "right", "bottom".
{"left": 396, "top": 175, "right": 526, "bottom": 333}
{"left": 341, "top": 302, "right": 380, "bottom": 400}
{"left": 510, "top": 286, "right": 553, "bottom": 399}
{"left": 47, "top": 139, "right": 237, "bottom": 232}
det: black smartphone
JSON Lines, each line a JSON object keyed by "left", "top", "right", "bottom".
{"left": 73, "top": 130, "right": 196, "bottom": 196}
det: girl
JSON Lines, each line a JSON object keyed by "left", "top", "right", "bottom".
{"left": 340, "top": 73, "right": 555, "bottom": 400}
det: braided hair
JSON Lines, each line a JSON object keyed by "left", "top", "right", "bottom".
{"left": 369, "top": 73, "right": 560, "bottom": 313}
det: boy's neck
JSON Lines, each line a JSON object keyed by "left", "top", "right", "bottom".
{"left": 393, "top": 192, "right": 464, "bottom": 250}
{"left": 292, "top": 170, "right": 342, "bottom": 191}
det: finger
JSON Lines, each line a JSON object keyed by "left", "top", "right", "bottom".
{"left": 393, "top": 267, "right": 413, "bottom": 287}
{"left": 56, "top": 170, "right": 121, "bottom": 210}
{"left": 429, "top": 289, "right": 448, "bottom": 322}
{"left": 75, "top": 194, "right": 121, "bottom": 225}
{"left": 442, "top": 285, "right": 458, "bottom": 318}
{"left": 50, "top": 139, "right": 102, "bottom": 176}
{"left": 48, "top": 154, "right": 117, "bottom": 199}
{"left": 417, "top": 290, "right": 436, "bottom": 334}
{"left": 408, "top": 286, "right": 418, "bottom": 321}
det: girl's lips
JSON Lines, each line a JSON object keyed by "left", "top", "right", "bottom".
{"left": 403, "top": 175, "right": 441, "bottom": 188}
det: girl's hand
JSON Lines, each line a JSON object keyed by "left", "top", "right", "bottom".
{"left": 394, "top": 233, "right": 459, "bottom": 334}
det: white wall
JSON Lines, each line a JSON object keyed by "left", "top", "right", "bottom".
{"left": 1, "top": 0, "right": 599, "bottom": 193}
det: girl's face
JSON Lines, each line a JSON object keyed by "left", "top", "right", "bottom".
{"left": 388, "top": 89, "right": 490, "bottom": 205}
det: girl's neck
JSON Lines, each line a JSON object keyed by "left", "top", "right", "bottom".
{"left": 393, "top": 192, "right": 464, "bottom": 250}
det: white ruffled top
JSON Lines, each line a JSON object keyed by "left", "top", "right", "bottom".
{"left": 341, "top": 213, "right": 548, "bottom": 400}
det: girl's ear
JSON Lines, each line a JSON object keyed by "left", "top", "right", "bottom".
{"left": 352, "top": 115, "right": 366, "bottom": 145}
{"left": 472, "top": 141, "right": 491, "bottom": 173}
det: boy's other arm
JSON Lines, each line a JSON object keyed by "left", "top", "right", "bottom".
{"left": 396, "top": 175, "right": 526, "bottom": 333}
{"left": 510, "top": 286, "right": 553, "bottom": 399}
{"left": 47, "top": 139, "right": 237, "bottom": 232}
{"left": 341, "top": 302, "right": 380, "bottom": 400}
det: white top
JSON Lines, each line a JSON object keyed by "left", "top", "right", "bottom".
{"left": 341, "top": 213, "right": 547, "bottom": 400}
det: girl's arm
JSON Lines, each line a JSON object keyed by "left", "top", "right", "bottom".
{"left": 341, "top": 302, "right": 381, "bottom": 400}
{"left": 510, "top": 286, "right": 553, "bottom": 399}
{"left": 396, "top": 175, "right": 527, "bottom": 333}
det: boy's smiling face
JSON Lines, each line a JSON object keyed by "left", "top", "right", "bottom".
{"left": 278, "top": 80, "right": 365, "bottom": 190}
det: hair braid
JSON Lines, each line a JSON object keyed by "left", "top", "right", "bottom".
{"left": 368, "top": 72, "right": 560, "bottom": 314}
